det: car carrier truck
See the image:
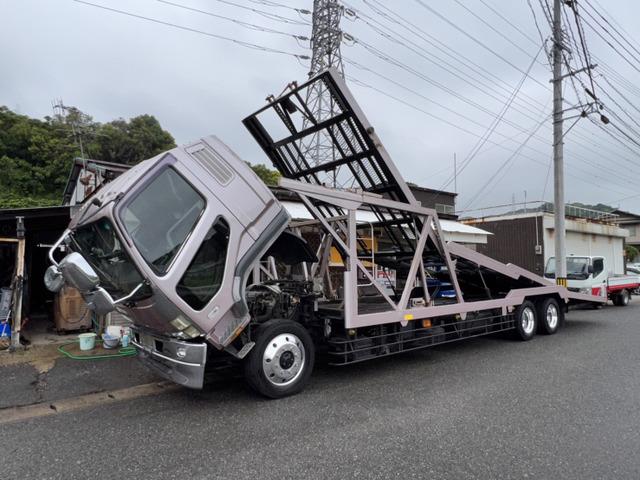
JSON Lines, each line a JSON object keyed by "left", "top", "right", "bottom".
{"left": 44, "top": 69, "right": 604, "bottom": 398}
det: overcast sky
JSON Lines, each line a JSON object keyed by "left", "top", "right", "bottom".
{"left": 2, "top": 0, "right": 640, "bottom": 214}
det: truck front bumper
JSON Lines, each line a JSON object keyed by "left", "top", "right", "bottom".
{"left": 131, "top": 326, "right": 207, "bottom": 389}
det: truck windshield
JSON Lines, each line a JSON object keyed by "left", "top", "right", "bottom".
{"left": 120, "top": 166, "right": 205, "bottom": 275}
{"left": 71, "top": 218, "right": 150, "bottom": 300}
{"left": 544, "top": 257, "right": 590, "bottom": 280}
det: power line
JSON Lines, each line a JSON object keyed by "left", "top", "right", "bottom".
{"left": 346, "top": 20, "right": 549, "bottom": 123}
{"left": 577, "top": 7, "right": 640, "bottom": 76}
{"left": 452, "top": 0, "right": 544, "bottom": 62}
{"left": 208, "top": 0, "right": 310, "bottom": 25}
{"left": 346, "top": 75, "right": 636, "bottom": 198}
{"left": 441, "top": 45, "right": 545, "bottom": 191}
{"left": 351, "top": 0, "right": 551, "bottom": 111}
{"left": 349, "top": 38, "right": 548, "bottom": 132}
{"left": 247, "top": 0, "right": 312, "bottom": 15}
{"left": 346, "top": 48, "right": 640, "bottom": 185}
{"left": 479, "top": 0, "right": 540, "bottom": 46}
{"left": 526, "top": 0, "right": 551, "bottom": 61}
{"left": 410, "top": 0, "right": 549, "bottom": 88}
{"left": 466, "top": 117, "right": 549, "bottom": 208}
{"left": 73, "top": 0, "right": 309, "bottom": 59}
{"left": 157, "top": 0, "right": 309, "bottom": 41}
{"left": 586, "top": 0, "right": 640, "bottom": 58}
{"left": 565, "top": 0, "right": 598, "bottom": 100}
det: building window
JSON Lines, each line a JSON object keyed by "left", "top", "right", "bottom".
{"left": 435, "top": 203, "right": 455, "bottom": 215}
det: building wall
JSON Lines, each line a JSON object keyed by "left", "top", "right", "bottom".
{"left": 409, "top": 187, "right": 457, "bottom": 218}
{"left": 542, "top": 216, "right": 626, "bottom": 275}
{"left": 468, "top": 213, "right": 627, "bottom": 276}
{"left": 470, "top": 216, "right": 544, "bottom": 273}
{"left": 620, "top": 222, "right": 640, "bottom": 245}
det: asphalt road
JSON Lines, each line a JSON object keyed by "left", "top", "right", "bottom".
{"left": 3, "top": 302, "right": 640, "bottom": 480}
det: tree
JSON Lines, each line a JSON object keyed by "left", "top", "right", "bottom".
{"left": 89, "top": 115, "right": 175, "bottom": 165}
{"left": 625, "top": 244, "right": 639, "bottom": 262}
{"left": 249, "top": 163, "right": 280, "bottom": 186}
{"left": 0, "top": 105, "right": 176, "bottom": 208}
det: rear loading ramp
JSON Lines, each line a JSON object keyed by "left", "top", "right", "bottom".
{"left": 243, "top": 69, "right": 605, "bottom": 330}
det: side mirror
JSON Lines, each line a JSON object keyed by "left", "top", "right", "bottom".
{"left": 84, "top": 287, "right": 115, "bottom": 316}
{"left": 44, "top": 265, "right": 65, "bottom": 293}
{"left": 588, "top": 265, "right": 594, "bottom": 274}
{"left": 58, "top": 252, "right": 99, "bottom": 293}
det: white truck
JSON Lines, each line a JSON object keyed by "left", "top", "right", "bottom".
{"left": 44, "top": 69, "right": 605, "bottom": 398}
{"left": 545, "top": 255, "right": 640, "bottom": 306}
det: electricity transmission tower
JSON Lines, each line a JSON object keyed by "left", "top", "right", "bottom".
{"left": 303, "top": 0, "right": 348, "bottom": 187}
{"left": 308, "top": 0, "right": 345, "bottom": 78}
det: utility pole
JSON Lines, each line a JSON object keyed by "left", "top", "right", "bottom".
{"left": 304, "top": 0, "right": 345, "bottom": 186}
{"left": 552, "top": 0, "right": 567, "bottom": 287}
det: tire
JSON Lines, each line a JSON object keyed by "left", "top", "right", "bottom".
{"left": 614, "top": 289, "right": 630, "bottom": 307}
{"left": 537, "top": 297, "right": 563, "bottom": 335}
{"left": 244, "top": 319, "right": 315, "bottom": 399}
{"left": 514, "top": 300, "right": 537, "bottom": 341}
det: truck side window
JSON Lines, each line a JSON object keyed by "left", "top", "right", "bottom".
{"left": 176, "top": 218, "right": 230, "bottom": 310}
{"left": 593, "top": 258, "right": 604, "bottom": 277}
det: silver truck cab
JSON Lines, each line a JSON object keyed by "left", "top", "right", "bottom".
{"left": 46, "top": 136, "right": 289, "bottom": 388}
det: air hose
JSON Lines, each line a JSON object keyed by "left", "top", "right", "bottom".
{"left": 57, "top": 340, "right": 137, "bottom": 360}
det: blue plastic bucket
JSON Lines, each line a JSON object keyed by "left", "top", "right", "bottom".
{"left": 0, "top": 322, "right": 10, "bottom": 338}
{"left": 78, "top": 332, "right": 96, "bottom": 351}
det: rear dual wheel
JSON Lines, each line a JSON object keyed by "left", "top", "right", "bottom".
{"left": 514, "top": 297, "right": 563, "bottom": 340}
{"left": 514, "top": 300, "right": 537, "bottom": 341}
{"left": 537, "top": 297, "right": 563, "bottom": 335}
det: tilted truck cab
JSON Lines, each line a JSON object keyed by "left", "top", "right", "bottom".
{"left": 46, "top": 69, "right": 606, "bottom": 398}
{"left": 47, "top": 136, "right": 289, "bottom": 388}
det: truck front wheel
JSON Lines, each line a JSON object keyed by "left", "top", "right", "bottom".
{"left": 514, "top": 300, "right": 537, "bottom": 341}
{"left": 537, "top": 297, "right": 563, "bottom": 335}
{"left": 613, "top": 289, "right": 630, "bottom": 306}
{"left": 244, "top": 319, "right": 315, "bottom": 399}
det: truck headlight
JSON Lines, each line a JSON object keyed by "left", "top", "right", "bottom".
{"left": 579, "top": 287, "right": 591, "bottom": 295}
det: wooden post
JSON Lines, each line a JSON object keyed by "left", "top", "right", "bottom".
{"left": 11, "top": 217, "right": 25, "bottom": 350}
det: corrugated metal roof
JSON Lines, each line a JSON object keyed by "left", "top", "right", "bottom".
{"left": 281, "top": 201, "right": 491, "bottom": 237}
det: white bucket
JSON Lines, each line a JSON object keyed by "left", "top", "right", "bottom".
{"left": 78, "top": 332, "right": 96, "bottom": 351}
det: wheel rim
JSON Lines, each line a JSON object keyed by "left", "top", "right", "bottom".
{"left": 262, "top": 333, "right": 305, "bottom": 387}
{"left": 623, "top": 291, "right": 629, "bottom": 304}
{"left": 521, "top": 307, "right": 535, "bottom": 335}
{"left": 546, "top": 303, "right": 559, "bottom": 330}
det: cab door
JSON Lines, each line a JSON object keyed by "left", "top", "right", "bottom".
{"left": 591, "top": 257, "right": 607, "bottom": 297}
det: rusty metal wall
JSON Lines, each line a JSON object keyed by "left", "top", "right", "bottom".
{"left": 471, "top": 216, "right": 545, "bottom": 274}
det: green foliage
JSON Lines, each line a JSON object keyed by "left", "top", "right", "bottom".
{"left": 569, "top": 202, "right": 615, "bottom": 213}
{"left": 249, "top": 163, "right": 280, "bottom": 186}
{"left": 625, "top": 244, "right": 639, "bottom": 261}
{"left": 0, "top": 105, "right": 175, "bottom": 208}
{"left": 89, "top": 115, "right": 176, "bottom": 165}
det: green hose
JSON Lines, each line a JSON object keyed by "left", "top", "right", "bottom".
{"left": 57, "top": 340, "right": 137, "bottom": 360}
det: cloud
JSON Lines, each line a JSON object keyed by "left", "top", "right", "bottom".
{"left": 1, "top": 0, "right": 639, "bottom": 212}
